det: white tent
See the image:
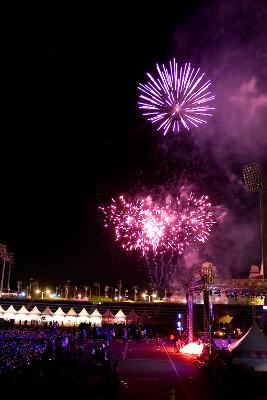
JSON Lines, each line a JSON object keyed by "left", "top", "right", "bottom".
{"left": 65, "top": 307, "right": 78, "bottom": 325}
{"left": 229, "top": 320, "right": 267, "bottom": 371}
{"left": 52, "top": 307, "right": 66, "bottom": 323}
{"left": 114, "top": 309, "right": 126, "bottom": 324}
{"left": 139, "top": 310, "right": 151, "bottom": 324}
{"left": 41, "top": 307, "right": 53, "bottom": 322}
{"left": 4, "top": 305, "right": 17, "bottom": 320}
{"left": 28, "top": 306, "right": 42, "bottom": 321}
{"left": 29, "top": 306, "right": 41, "bottom": 315}
{"left": 89, "top": 308, "right": 102, "bottom": 326}
{"left": 77, "top": 307, "right": 90, "bottom": 323}
{"left": 127, "top": 309, "right": 140, "bottom": 324}
{"left": 102, "top": 309, "right": 115, "bottom": 325}
{"left": 15, "top": 306, "right": 29, "bottom": 322}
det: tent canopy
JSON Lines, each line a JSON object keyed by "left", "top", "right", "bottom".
{"left": 127, "top": 309, "right": 140, "bottom": 323}
{"left": 66, "top": 307, "right": 77, "bottom": 316}
{"left": 90, "top": 308, "right": 102, "bottom": 318}
{"left": 4, "top": 305, "right": 17, "bottom": 314}
{"left": 41, "top": 307, "right": 53, "bottom": 316}
{"left": 114, "top": 309, "right": 126, "bottom": 319}
{"left": 103, "top": 309, "right": 115, "bottom": 319}
{"left": 139, "top": 310, "right": 151, "bottom": 323}
{"left": 78, "top": 308, "right": 90, "bottom": 317}
{"left": 17, "top": 306, "right": 29, "bottom": 314}
{"left": 29, "top": 306, "right": 41, "bottom": 315}
{"left": 53, "top": 307, "right": 66, "bottom": 316}
{"left": 229, "top": 321, "right": 267, "bottom": 352}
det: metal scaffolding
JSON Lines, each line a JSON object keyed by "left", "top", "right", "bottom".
{"left": 184, "top": 262, "right": 267, "bottom": 349}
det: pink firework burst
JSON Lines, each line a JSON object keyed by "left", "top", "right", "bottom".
{"left": 99, "top": 195, "right": 143, "bottom": 252}
{"left": 99, "top": 196, "right": 176, "bottom": 255}
{"left": 138, "top": 58, "right": 215, "bottom": 135}
{"left": 167, "top": 192, "right": 216, "bottom": 253}
{"left": 138, "top": 203, "right": 177, "bottom": 254}
{"left": 99, "top": 192, "right": 216, "bottom": 256}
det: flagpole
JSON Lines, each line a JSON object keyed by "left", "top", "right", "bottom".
{"left": 0, "top": 260, "right": 6, "bottom": 297}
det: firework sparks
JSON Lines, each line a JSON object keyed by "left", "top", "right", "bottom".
{"left": 99, "top": 195, "right": 144, "bottom": 252}
{"left": 99, "top": 196, "right": 176, "bottom": 255}
{"left": 99, "top": 192, "right": 216, "bottom": 256}
{"left": 168, "top": 193, "right": 216, "bottom": 253}
{"left": 138, "top": 58, "right": 215, "bottom": 135}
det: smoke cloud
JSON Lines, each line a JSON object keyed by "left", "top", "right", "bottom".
{"left": 165, "top": 0, "right": 267, "bottom": 280}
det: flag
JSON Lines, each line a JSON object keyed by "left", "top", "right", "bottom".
{"left": 0, "top": 244, "right": 10, "bottom": 262}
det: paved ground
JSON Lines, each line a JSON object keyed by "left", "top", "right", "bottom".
{"left": 92, "top": 338, "right": 214, "bottom": 400}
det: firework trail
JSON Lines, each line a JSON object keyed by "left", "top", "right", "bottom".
{"left": 150, "top": 251, "right": 179, "bottom": 290}
{"left": 138, "top": 58, "right": 215, "bottom": 135}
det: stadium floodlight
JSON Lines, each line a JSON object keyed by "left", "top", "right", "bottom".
{"left": 243, "top": 162, "right": 265, "bottom": 192}
{"left": 243, "top": 162, "right": 266, "bottom": 285}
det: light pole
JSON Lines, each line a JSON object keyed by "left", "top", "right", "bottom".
{"left": 7, "top": 253, "right": 14, "bottom": 293}
{"left": 114, "top": 287, "right": 118, "bottom": 300}
{"left": 0, "top": 260, "right": 6, "bottom": 297}
{"left": 28, "top": 278, "right": 34, "bottom": 297}
{"left": 133, "top": 286, "right": 138, "bottom": 302}
{"left": 105, "top": 286, "right": 110, "bottom": 298}
{"left": 65, "top": 280, "right": 71, "bottom": 299}
{"left": 17, "top": 281, "right": 22, "bottom": 293}
{"left": 0, "top": 244, "right": 10, "bottom": 296}
{"left": 117, "top": 280, "right": 122, "bottom": 301}
{"left": 93, "top": 282, "right": 100, "bottom": 297}
{"left": 243, "top": 162, "right": 267, "bottom": 282}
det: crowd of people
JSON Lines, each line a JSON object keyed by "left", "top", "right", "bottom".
{"left": 3, "top": 320, "right": 264, "bottom": 399}
{"left": 0, "top": 318, "right": 167, "bottom": 400}
{"left": 0, "top": 319, "right": 157, "bottom": 394}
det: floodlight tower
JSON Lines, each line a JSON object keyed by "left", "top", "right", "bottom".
{"left": 243, "top": 162, "right": 267, "bottom": 283}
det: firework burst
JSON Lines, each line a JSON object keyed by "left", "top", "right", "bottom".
{"left": 138, "top": 58, "right": 215, "bottom": 135}
{"left": 99, "top": 192, "right": 216, "bottom": 256}
{"left": 168, "top": 193, "right": 216, "bottom": 253}
{"left": 99, "top": 196, "right": 176, "bottom": 255}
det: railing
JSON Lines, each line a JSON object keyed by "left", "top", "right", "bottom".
{"left": 208, "top": 278, "right": 267, "bottom": 289}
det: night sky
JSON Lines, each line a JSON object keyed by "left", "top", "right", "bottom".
{"left": 1, "top": 1, "right": 267, "bottom": 291}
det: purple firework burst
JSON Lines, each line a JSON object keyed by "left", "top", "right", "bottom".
{"left": 138, "top": 58, "right": 215, "bottom": 135}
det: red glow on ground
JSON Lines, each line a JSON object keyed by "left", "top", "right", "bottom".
{"left": 179, "top": 342, "right": 204, "bottom": 355}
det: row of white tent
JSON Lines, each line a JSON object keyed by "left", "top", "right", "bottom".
{"left": 0, "top": 305, "right": 150, "bottom": 326}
